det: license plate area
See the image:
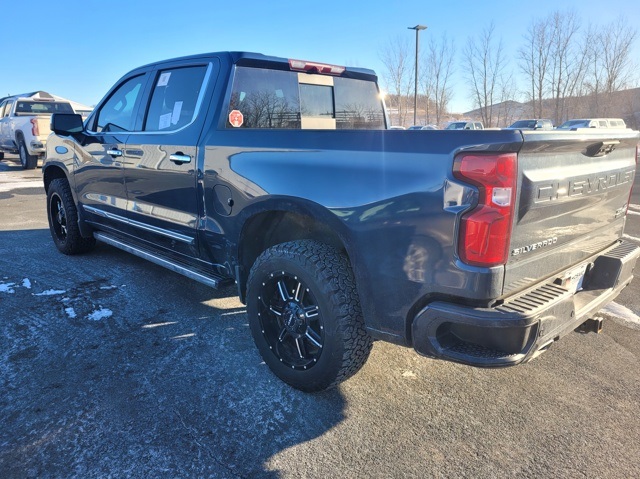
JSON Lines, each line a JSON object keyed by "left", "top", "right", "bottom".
{"left": 555, "top": 263, "right": 588, "bottom": 293}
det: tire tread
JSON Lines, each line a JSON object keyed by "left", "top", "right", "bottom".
{"left": 248, "top": 240, "right": 372, "bottom": 391}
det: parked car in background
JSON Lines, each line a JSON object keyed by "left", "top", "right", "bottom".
{"left": 507, "top": 119, "right": 554, "bottom": 130}
{"left": 0, "top": 91, "right": 74, "bottom": 169}
{"left": 389, "top": 125, "right": 405, "bottom": 130}
{"left": 557, "top": 118, "right": 627, "bottom": 130}
{"left": 444, "top": 121, "right": 483, "bottom": 130}
{"left": 407, "top": 125, "right": 437, "bottom": 130}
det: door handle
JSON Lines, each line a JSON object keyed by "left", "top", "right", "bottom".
{"left": 106, "top": 148, "right": 123, "bottom": 157}
{"left": 169, "top": 153, "right": 191, "bottom": 165}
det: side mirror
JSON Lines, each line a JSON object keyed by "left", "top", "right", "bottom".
{"left": 51, "top": 113, "right": 84, "bottom": 136}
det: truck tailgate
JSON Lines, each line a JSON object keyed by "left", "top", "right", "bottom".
{"left": 504, "top": 129, "right": 639, "bottom": 295}
{"left": 35, "top": 116, "right": 52, "bottom": 140}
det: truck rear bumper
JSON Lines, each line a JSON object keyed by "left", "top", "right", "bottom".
{"left": 29, "top": 140, "right": 46, "bottom": 155}
{"left": 412, "top": 240, "right": 640, "bottom": 367}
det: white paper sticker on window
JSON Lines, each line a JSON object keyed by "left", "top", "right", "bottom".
{"left": 159, "top": 112, "right": 172, "bottom": 129}
{"left": 171, "top": 101, "right": 183, "bottom": 125}
{"left": 157, "top": 72, "right": 171, "bottom": 87}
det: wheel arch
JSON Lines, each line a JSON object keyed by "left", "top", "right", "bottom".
{"left": 236, "top": 200, "right": 353, "bottom": 302}
{"left": 43, "top": 163, "right": 93, "bottom": 239}
{"left": 43, "top": 163, "right": 71, "bottom": 193}
{"left": 14, "top": 130, "right": 25, "bottom": 149}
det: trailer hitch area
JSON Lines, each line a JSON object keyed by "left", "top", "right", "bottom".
{"left": 576, "top": 317, "right": 604, "bottom": 334}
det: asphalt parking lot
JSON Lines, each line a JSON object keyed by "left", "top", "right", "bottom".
{"left": 1, "top": 153, "right": 640, "bottom": 478}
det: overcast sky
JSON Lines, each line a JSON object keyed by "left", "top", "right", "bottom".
{"left": 3, "top": 0, "right": 638, "bottom": 112}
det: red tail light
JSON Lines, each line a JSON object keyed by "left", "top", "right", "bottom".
{"left": 31, "top": 118, "right": 39, "bottom": 136}
{"left": 453, "top": 153, "right": 517, "bottom": 267}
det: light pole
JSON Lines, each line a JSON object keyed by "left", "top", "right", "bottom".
{"left": 408, "top": 24, "right": 427, "bottom": 126}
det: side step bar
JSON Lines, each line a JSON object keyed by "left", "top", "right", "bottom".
{"left": 93, "top": 232, "right": 232, "bottom": 289}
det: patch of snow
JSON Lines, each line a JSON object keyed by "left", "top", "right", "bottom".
{"left": 65, "top": 308, "right": 77, "bottom": 319}
{"left": 171, "top": 333, "right": 196, "bottom": 340}
{"left": 22, "top": 278, "right": 31, "bottom": 289}
{"left": 87, "top": 308, "right": 112, "bottom": 321}
{"left": 0, "top": 179, "right": 44, "bottom": 193}
{"left": 602, "top": 302, "right": 640, "bottom": 325}
{"left": 627, "top": 210, "right": 640, "bottom": 216}
{"left": 33, "top": 289, "right": 67, "bottom": 296}
{"left": 99, "top": 285, "right": 118, "bottom": 290}
{"left": 0, "top": 282, "right": 16, "bottom": 294}
{"left": 402, "top": 370, "right": 417, "bottom": 379}
{"left": 628, "top": 204, "right": 640, "bottom": 211}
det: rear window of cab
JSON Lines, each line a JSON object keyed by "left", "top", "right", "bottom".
{"left": 227, "top": 66, "right": 385, "bottom": 130}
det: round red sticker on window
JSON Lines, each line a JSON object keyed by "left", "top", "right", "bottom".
{"left": 229, "top": 110, "right": 244, "bottom": 128}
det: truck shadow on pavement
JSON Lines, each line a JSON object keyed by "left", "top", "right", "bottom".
{"left": 1, "top": 229, "right": 346, "bottom": 478}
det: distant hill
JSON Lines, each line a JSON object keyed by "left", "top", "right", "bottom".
{"left": 463, "top": 87, "right": 640, "bottom": 129}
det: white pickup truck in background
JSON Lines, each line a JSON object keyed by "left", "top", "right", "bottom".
{"left": 0, "top": 91, "right": 75, "bottom": 169}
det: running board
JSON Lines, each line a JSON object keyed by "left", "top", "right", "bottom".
{"left": 93, "top": 232, "right": 232, "bottom": 289}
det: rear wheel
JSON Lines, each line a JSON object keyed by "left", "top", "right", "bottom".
{"left": 247, "top": 240, "right": 372, "bottom": 392}
{"left": 18, "top": 139, "right": 37, "bottom": 170}
{"left": 47, "top": 178, "right": 96, "bottom": 255}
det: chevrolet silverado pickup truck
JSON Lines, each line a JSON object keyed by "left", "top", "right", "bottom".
{"left": 0, "top": 91, "right": 74, "bottom": 169}
{"left": 42, "top": 51, "right": 640, "bottom": 392}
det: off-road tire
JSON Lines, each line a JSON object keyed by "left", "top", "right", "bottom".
{"left": 247, "top": 240, "right": 372, "bottom": 392}
{"left": 47, "top": 178, "right": 96, "bottom": 255}
{"left": 18, "top": 139, "right": 37, "bottom": 170}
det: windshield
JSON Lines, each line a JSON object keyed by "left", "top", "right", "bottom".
{"left": 445, "top": 122, "right": 466, "bottom": 130}
{"left": 509, "top": 120, "right": 536, "bottom": 128}
{"left": 558, "top": 120, "right": 588, "bottom": 129}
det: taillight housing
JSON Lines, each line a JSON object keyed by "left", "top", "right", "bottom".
{"left": 453, "top": 153, "right": 517, "bottom": 267}
{"left": 30, "top": 118, "right": 39, "bottom": 136}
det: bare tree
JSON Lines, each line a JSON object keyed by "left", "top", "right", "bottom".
{"left": 379, "top": 37, "right": 413, "bottom": 126}
{"left": 547, "top": 10, "right": 588, "bottom": 124}
{"left": 518, "top": 17, "right": 552, "bottom": 118}
{"left": 599, "top": 16, "right": 637, "bottom": 116}
{"left": 419, "top": 60, "right": 435, "bottom": 125}
{"left": 493, "top": 71, "right": 519, "bottom": 127}
{"left": 462, "top": 23, "right": 507, "bottom": 127}
{"left": 425, "top": 33, "right": 455, "bottom": 125}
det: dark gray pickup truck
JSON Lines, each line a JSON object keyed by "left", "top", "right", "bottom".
{"left": 43, "top": 51, "right": 640, "bottom": 391}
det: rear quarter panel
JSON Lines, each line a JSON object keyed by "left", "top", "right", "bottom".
{"left": 200, "top": 128, "right": 524, "bottom": 341}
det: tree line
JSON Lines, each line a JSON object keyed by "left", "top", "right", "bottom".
{"left": 380, "top": 10, "right": 638, "bottom": 128}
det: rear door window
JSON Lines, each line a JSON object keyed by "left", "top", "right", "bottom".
{"left": 144, "top": 65, "right": 208, "bottom": 132}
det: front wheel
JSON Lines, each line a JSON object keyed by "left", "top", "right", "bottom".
{"left": 46, "top": 178, "right": 96, "bottom": 255}
{"left": 18, "top": 139, "right": 37, "bottom": 170}
{"left": 247, "top": 240, "right": 372, "bottom": 392}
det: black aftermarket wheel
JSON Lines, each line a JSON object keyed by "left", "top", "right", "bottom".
{"left": 247, "top": 240, "right": 372, "bottom": 392}
{"left": 46, "top": 179, "right": 96, "bottom": 255}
